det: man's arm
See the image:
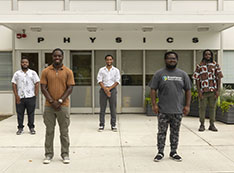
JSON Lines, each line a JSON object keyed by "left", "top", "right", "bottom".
{"left": 41, "top": 84, "right": 53, "bottom": 102}
{"left": 60, "top": 85, "right": 73, "bottom": 102}
{"left": 108, "top": 82, "right": 119, "bottom": 90}
{"left": 41, "top": 84, "right": 61, "bottom": 110}
{"left": 35, "top": 82, "right": 39, "bottom": 96}
{"left": 12, "top": 83, "right": 20, "bottom": 104}
{"left": 183, "top": 90, "right": 191, "bottom": 116}
{"left": 99, "top": 82, "right": 111, "bottom": 97}
{"left": 215, "top": 78, "right": 221, "bottom": 98}
{"left": 196, "top": 80, "right": 203, "bottom": 99}
{"left": 150, "top": 89, "right": 159, "bottom": 114}
{"left": 108, "top": 69, "right": 120, "bottom": 90}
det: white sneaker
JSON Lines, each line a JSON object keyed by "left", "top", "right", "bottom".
{"left": 98, "top": 126, "right": 104, "bottom": 132}
{"left": 63, "top": 156, "right": 70, "bottom": 164}
{"left": 43, "top": 156, "right": 52, "bottom": 164}
{"left": 111, "top": 126, "right": 117, "bottom": 132}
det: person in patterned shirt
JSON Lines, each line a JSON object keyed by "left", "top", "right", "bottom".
{"left": 12, "top": 57, "right": 40, "bottom": 135}
{"left": 193, "top": 49, "right": 223, "bottom": 132}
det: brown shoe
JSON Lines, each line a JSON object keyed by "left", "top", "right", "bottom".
{"left": 198, "top": 125, "right": 205, "bottom": 132}
{"left": 208, "top": 124, "right": 218, "bottom": 132}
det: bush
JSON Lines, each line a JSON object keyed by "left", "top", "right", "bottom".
{"left": 218, "top": 88, "right": 234, "bottom": 113}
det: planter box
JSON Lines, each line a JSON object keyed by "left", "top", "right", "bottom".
{"left": 188, "top": 100, "right": 199, "bottom": 117}
{"left": 145, "top": 104, "right": 158, "bottom": 116}
{"left": 188, "top": 99, "right": 209, "bottom": 118}
{"left": 216, "top": 106, "right": 234, "bottom": 124}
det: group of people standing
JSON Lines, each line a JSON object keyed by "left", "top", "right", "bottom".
{"left": 11, "top": 48, "right": 223, "bottom": 164}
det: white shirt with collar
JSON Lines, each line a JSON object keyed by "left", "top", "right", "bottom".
{"left": 97, "top": 66, "right": 121, "bottom": 87}
{"left": 11, "top": 69, "right": 40, "bottom": 98}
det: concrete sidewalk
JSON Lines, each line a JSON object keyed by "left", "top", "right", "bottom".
{"left": 0, "top": 114, "right": 234, "bottom": 173}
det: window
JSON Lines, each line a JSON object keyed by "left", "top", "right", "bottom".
{"left": 0, "top": 52, "right": 12, "bottom": 91}
{"left": 223, "top": 51, "right": 234, "bottom": 84}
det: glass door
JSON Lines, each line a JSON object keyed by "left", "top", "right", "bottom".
{"left": 70, "top": 51, "right": 92, "bottom": 113}
{"left": 121, "top": 50, "right": 144, "bottom": 113}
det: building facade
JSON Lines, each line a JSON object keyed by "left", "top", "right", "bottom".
{"left": 1, "top": 0, "right": 234, "bottom": 115}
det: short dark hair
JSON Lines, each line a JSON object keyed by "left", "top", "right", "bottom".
{"left": 164, "top": 51, "right": 178, "bottom": 60}
{"left": 203, "top": 49, "right": 213, "bottom": 61}
{"left": 52, "top": 48, "right": 64, "bottom": 56}
{"left": 105, "top": 54, "right": 114, "bottom": 60}
{"left": 21, "top": 56, "right": 29, "bottom": 62}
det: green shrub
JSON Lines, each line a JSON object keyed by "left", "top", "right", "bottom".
{"left": 218, "top": 88, "right": 234, "bottom": 113}
{"left": 220, "top": 101, "right": 233, "bottom": 113}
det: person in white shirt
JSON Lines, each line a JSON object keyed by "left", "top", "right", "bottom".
{"left": 97, "top": 55, "right": 121, "bottom": 132}
{"left": 11, "top": 57, "right": 40, "bottom": 135}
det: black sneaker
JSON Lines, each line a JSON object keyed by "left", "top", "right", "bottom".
{"left": 170, "top": 152, "right": 182, "bottom": 162}
{"left": 16, "top": 128, "right": 23, "bottom": 135}
{"left": 98, "top": 126, "right": 104, "bottom": 132}
{"left": 30, "top": 128, "right": 36, "bottom": 135}
{"left": 153, "top": 153, "right": 164, "bottom": 162}
{"left": 198, "top": 125, "right": 205, "bottom": 132}
{"left": 208, "top": 124, "right": 218, "bottom": 132}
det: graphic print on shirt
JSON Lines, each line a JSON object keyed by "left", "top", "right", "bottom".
{"left": 162, "top": 75, "right": 183, "bottom": 82}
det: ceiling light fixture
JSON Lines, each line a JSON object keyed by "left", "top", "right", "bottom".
{"left": 87, "top": 26, "right": 98, "bottom": 32}
{"left": 30, "top": 26, "right": 42, "bottom": 32}
{"left": 142, "top": 26, "right": 154, "bottom": 32}
{"left": 197, "top": 26, "right": 210, "bottom": 32}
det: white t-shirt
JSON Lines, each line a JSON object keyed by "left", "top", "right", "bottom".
{"left": 11, "top": 69, "right": 40, "bottom": 98}
{"left": 97, "top": 66, "right": 121, "bottom": 87}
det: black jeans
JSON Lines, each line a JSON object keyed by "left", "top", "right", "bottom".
{"left": 16, "top": 96, "right": 36, "bottom": 129}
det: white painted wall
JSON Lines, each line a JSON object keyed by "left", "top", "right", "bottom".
{"left": 14, "top": 31, "right": 220, "bottom": 50}
{"left": 0, "top": 0, "right": 12, "bottom": 12}
{"left": 4, "top": 0, "right": 234, "bottom": 13}
{"left": 70, "top": 0, "right": 116, "bottom": 12}
{"left": 0, "top": 26, "right": 12, "bottom": 51}
{"left": 223, "top": 51, "right": 234, "bottom": 83}
{"left": 18, "top": 1, "right": 64, "bottom": 12}
{"left": 121, "top": 0, "right": 167, "bottom": 12}
{"left": 223, "top": 27, "right": 234, "bottom": 50}
{"left": 223, "top": 0, "right": 234, "bottom": 11}
{"left": 172, "top": 0, "right": 217, "bottom": 12}
{"left": 0, "top": 93, "right": 14, "bottom": 115}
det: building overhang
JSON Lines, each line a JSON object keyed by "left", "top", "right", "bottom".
{"left": 1, "top": 12, "right": 234, "bottom": 32}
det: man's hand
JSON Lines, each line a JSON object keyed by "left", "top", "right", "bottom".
{"left": 183, "top": 106, "right": 190, "bottom": 116}
{"left": 35, "top": 92, "right": 38, "bottom": 97}
{"left": 152, "top": 104, "right": 159, "bottom": 114}
{"left": 51, "top": 101, "right": 61, "bottom": 111}
{"left": 215, "top": 91, "right": 219, "bottom": 99}
{"left": 16, "top": 95, "right": 21, "bottom": 104}
{"left": 198, "top": 91, "right": 203, "bottom": 100}
{"left": 104, "top": 87, "right": 111, "bottom": 97}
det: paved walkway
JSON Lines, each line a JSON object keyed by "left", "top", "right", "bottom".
{"left": 0, "top": 114, "right": 234, "bottom": 173}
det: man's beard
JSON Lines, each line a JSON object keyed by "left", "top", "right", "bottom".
{"left": 204, "top": 58, "right": 212, "bottom": 63}
{"left": 166, "top": 63, "right": 177, "bottom": 69}
{"left": 21, "top": 66, "right": 28, "bottom": 70}
{"left": 54, "top": 61, "right": 61, "bottom": 66}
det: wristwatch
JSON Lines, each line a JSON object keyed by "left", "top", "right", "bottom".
{"left": 49, "top": 99, "right": 54, "bottom": 104}
{"left": 58, "top": 99, "right": 63, "bottom": 104}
